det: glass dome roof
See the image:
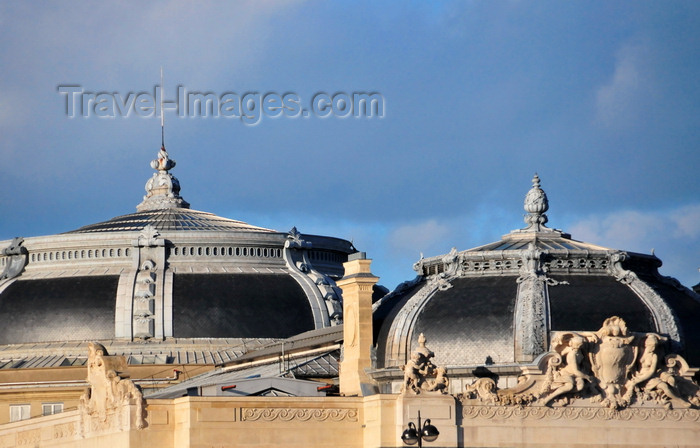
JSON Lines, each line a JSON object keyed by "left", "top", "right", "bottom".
{"left": 65, "top": 208, "right": 275, "bottom": 234}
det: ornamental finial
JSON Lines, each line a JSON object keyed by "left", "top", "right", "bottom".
{"left": 136, "top": 145, "right": 190, "bottom": 212}
{"left": 522, "top": 173, "right": 550, "bottom": 232}
{"left": 150, "top": 146, "right": 176, "bottom": 172}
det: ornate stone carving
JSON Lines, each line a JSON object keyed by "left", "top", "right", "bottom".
{"left": 586, "top": 316, "right": 637, "bottom": 408}
{"left": 79, "top": 342, "right": 145, "bottom": 434}
{"left": 457, "top": 317, "right": 700, "bottom": 414}
{"left": 133, "top": 225, "right": 163, "bottom": 248}
{"left": 136, "top": 146, "right": 190, "bottom": 212}
{"left": 133, "top": 260, "right": 156, "bottom": 339}
{"left": 514, "top": 243, "right": 567, "bottom": 362}
{"left": 523, "top": 173, "right": 549, "bottom": 230}
{"left": 441, "top": 247, "right": 461, "bottom": 278}
{"left": 412, "top": 252, "right": 425, "bottom": 275}
{"left": 400, "top": 334, "right": 449, "bottom": 394}
{"left": 459, "top": 375, "right": 537, "bottom": 407}
{"left": 285, "top": 226, "right": 312, "bottom": 250}
{"left": 0, "top": 237, "right": 28, "bottom": 281}
{"left": 16, "top": 429, "right": 40, "bottom": 446}
{"left": 625, "top": 339, "right": 700, "bottom": 409}
{"left": 464, "top": 378, "right": 500, "bottom": 404}
{"left": 535, "top": 317, "right": 700, "bottom": 410}
{"left": 608, "top": 251, "right": 681, "bottom": 352}
{"left": 241, "top": 407, "right": 358, "bottom": 422}
{"left": 284, "top": 227, "right": 343, "bottom": 325}
{"left": 462, "top": 405, "right": 700, "bottom": 422}
{"left": 541, "top": 335, "right": 597, "bottom": 406}
{"left": 53, "top": 422, "right": 77, "bottom": 439}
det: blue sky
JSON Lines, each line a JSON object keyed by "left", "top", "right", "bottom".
{"left": 0, "top": 1, "right": 698, "bottom": 290}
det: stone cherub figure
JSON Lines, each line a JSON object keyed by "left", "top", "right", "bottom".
{"left": 400, "top": 333, "right": 448, "bottom": 394}
{"left": 542, "top": 336, "right": 595, "bottom": 406}
{"left": 625, "top": 334, "right": 691, "bottom": 408}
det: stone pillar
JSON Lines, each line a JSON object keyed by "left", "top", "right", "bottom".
{"left": 337, "top": 252, "right": 378, "bottom": 396}
{"left": 396, "top": 394, "right": 458, "bottom": 448}
{"left": 513, "top": 243, "right": 549, "bottom": 363}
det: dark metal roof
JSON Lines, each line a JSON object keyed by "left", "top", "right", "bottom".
{"left": 146, "top": 351, "right": 340, "bottom": 398}
{"left": 0, "top": 338, "right": 275, "bottom": 369}
{"left": 637, "top": 273, "right": 700, "bottom": 366}
{"left": 172, "top": 273, "right": 315, "bottom": 339}
{"left": 146, "top": 327, "right": 343, "bottom": 399}
{"left": 376, "top": 276, "right": 519, "bottom": 368}
{"left": 411, "top": 276, "right": 518, "bottom": 366}
{"left": 548, "top": 275, "right": 655, "bottom": 333}
{"left": 0, "top": 276, "right": 118, "bottom": 344}
{"left": 65, "top": 208, "right": 275, "bottom": 234}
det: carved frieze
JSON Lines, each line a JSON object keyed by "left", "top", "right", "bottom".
{"left": 16, "top": 429, "right": 40, "bottom": 446}
{"left": 462, "top": 405, "right": 700, "bottom": 422}
{"left": 53, "top": 422, "right": 77, "bottom": 439}
{"left": 241, "top": 407, "right": 358, "bottom": 422}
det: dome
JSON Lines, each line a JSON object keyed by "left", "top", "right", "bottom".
{"left": 0, "top": 145, "right": 356, "bottom": 363}
{"left": 374, "top": 175, "right": 700, "bottom": 371}
{"left": 66, "top": 208, "right": 276, "bottom": 234}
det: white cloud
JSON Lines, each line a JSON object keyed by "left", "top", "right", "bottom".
{"left": 670, "top": 204, "right": 700, "bottom": 239}
{"left": 569, "top": 210, "right": 664, "bottom": 252}
{"left": 388, "top": 219, "right": 453, "bottom": 257}
{"left": 568, "top": 204, "right": 700, "bottom": 287}
{"left": 595, "top": 41, "right": 654, "bottom": 128}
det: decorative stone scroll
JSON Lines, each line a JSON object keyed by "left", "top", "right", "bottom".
{"left": 79, "top": 342, "right": 145, "bottom": 435}
{"left": 241, "top": 407, "right": 358, "bottom": 422}
{"left": 284, "top": 226, "right": 343, "bottom": 325}
{"left": 400, "top": 333, "right": 449, "bottom": 394}
{"left": 608, "top": 251, "right": 681, "bottom": 351}
{"left": 462, "top": 405, "right": 700, "bottom": 422}
{"left": 0, "top": 237, "right": 28, "bottom": 281}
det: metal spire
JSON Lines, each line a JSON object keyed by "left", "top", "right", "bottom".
{"left": 160, "top": 67, "right": 165, "bottom": 148}
{"left": 135, "top": 68, "right": 190, "bottom": 212}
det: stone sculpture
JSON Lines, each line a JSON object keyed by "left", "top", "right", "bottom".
{"left": 79, "top": 342, "right": 145, "bottom": 434}
{"left": 400, "top": 333, "right": 449, "bottom": 394}
{"left": 537, "top": 317, "right": 699, "bottom": 409}
{"left": 0, "top": 237, "right": 28, "bottom": 281}
{"left": 586, "top": 316, "right": 637, "bottom": 408}
{"left": 464, "top": 377, "right": 500, "bottom": 404}
{"left": 541, "top": 336, "right": 595, "bottom": 406}
{"left": 458, "top": 317, "right": 700, "bottom": 412}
